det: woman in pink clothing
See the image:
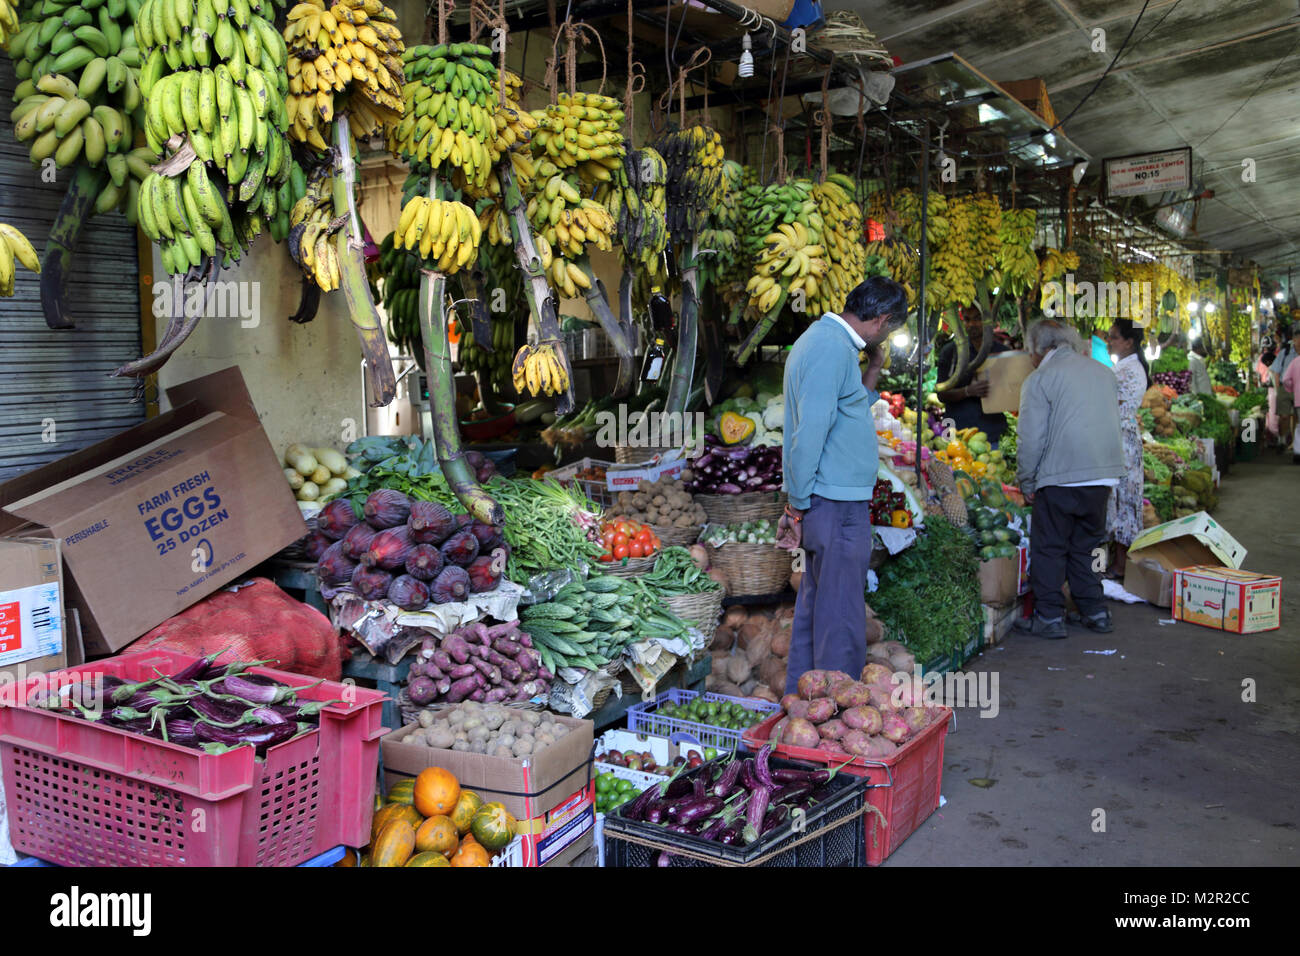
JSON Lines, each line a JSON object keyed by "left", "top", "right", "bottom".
{"left": 1281, "top": 328, "right": 1300, "bottom": 461}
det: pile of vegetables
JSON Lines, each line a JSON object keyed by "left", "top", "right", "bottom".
{"left": 1141, "top": 386, "right": 1178, "bottom": 438}
{"left": 1151, "top": 346, "right": 1189, "bottom": 375}
{"left": 1233, "top": 389, "right": 1267, "bottom": 415}
{"left": 1209, "top": 359, "right": 1244, "bottom": 392}
{"left": 640, "top": 546, "right": 723, "bottom": 597}
{"left": 610, "top": 475, "right": 707, "bottom": 530}
{"left": 345, "top": 436, "right": 498, "bottom": 490}
{"left": 708, "top": 604, "right": 794, "bottom": 702}
{"left": 596, "top": 518, "right": 662, "bottom": 563}
{"left": 313, "top": 491, "right": 506, "bottom": 609}
{"left": 699, "top": 520, "right": 778, "bottom": 546}
{"left": 406, "top": 620, "right": 552, "bottom": 706}
{"left": 519, "top": 574, "right": 692, "bottom": 675}
{"left": 997, "top": 413, "right": 1018, "bottom": 467}
{"left": 284, "top": 444, "right": 358, "bottom": 503}
{"left": 869, "top": 478, "right": 912, "bottom": 527}
{"left": 597, "top": 744, "right": 719, "bottom": 774}
{"left": 870, "top": 515, "right": 980, "bottom": 665}
{"left": 1188, "top": 393, "right": 1233, "bottom": 447}
{"left": 1153, "top": 369, "right": 1193, "bottom": 394}
{"left": 361, "top": 765, "right": 513, "bottom": 867}
{"left": 612, "top": 744, "right": 851, "bottom": 860}
{"left": 654, "top": 694, "right": 770, "bottom": 732}
{"left": 769, "top": 666, "right": 944, "bottom": 758}
{"left": 686, "top": 437, "right": 783, "bottom": 495}
{"left": 397, "top": 701, "right": 571, "bottom": 757}
{"left": 1144, "top": 484, "right": 1174, "bottom": 523}
{"left": 34, "top": 650, "right": 334, "bottom": 758}
{"left": 1142, "top": 450, "right": 1172, "bottom": 484}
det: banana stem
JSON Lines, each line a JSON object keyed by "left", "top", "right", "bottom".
{"left": 666, "top": 240, "right": 700, "bottom": 414}
{"left": 734, "top": 290, "right": 789, "bottom": 365}
{"left": 332, "top": 115, "right": 396, "bottom": 407}
{"left": 935, "top": 304, "right": 966, "bottom": 391}
{"left": 579, "top": 260, "right": 635, "bottom": 397}
{"left": 499, "top": 165, "right": 574, "bottom": 415}
{"left": 41, "top": 165, "right": 106, "bottom": 329}
{"left": 417, "top": 269, "right": 504, "bottom": 525}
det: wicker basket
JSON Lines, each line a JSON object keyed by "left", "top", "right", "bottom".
{"left": 662, "top": 588, "right": 725, "bottom": 632}
{"left": 653, "top": 524, "right": 702, "bottom": 548}
{"left": 614, "top": 443, "right": 681, "bottom": 464}
{"left": 709, "top": 540, "right": 792, "bottom": 597}
{"left": 602, "top": 554, "right": 657, "bottom": 578}
{"left": 695, "top": 490, "right": 786, "bottom": 524}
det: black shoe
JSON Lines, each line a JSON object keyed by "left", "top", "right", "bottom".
{"left": 1067, "top": 609, "right": 1114, "bottom": 633}
{"left": 1292, "top": 455, "right": 1300, "bottom": 465}
{"left": 1013, "top": 614, "right": 1067, "bottom": 639}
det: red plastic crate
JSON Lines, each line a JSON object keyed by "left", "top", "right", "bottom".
{"left": 743, "top": 707, "right": 951, "bottom": 866}
{"left": 0, "top": 649, "right": 387, "bottom": 866}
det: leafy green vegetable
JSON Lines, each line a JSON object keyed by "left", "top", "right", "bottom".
{"left": 1142, "top": 451, "right": 1171, "bottom": 484}
{"left": 1144, "top": 483, "right": 1174, "bottom": 522}
{"left": 870, "top": 515, "right": 981, "bottom": 665}
{"left": 1151, "top": 346, "right": 1189, "bottom": 375}
{"left": 998, "top": 413, "right": 1018, "bottom": 465}
{"left": 1233, "top": 389, "right": 1267, "bottom": 413}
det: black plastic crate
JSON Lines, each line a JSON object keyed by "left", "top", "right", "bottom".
{"left": 601, "top": 756, "right": 871, "bottom": 867}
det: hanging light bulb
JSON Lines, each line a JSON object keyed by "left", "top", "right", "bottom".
{"left": 1204, "top": 301, "right": 1216, "bottom": 313}
{"left": 892, "top": 329, "right": 911, "bottom": 348}
{"left": 738, "top": 32, "right": 754, "bottom": 78}
{"left": 1187, "top": 301, "right": 1199, "bottom": 313}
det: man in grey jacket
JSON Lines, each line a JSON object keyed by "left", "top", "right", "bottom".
{"left": 1014, "top": 320, "right": 1126, "bottom": 638}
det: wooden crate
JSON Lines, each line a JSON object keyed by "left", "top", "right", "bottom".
{"left": 999, "top": 78, "right": 1057, "bottom": 128}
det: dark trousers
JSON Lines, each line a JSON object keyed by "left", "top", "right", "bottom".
{"left": 784, "top": 496, "right": 872, "bottom": 695}
{"left": 1029, "top": 484, "right": 1110, "bottom": 620}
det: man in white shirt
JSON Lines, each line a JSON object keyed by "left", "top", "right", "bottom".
{"left": 1188, "top": 340, "right": 1213, "bottom": 395}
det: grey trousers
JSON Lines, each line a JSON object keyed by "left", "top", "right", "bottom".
{"left": 784, "top": 495, "right": 873, "bottom": 695}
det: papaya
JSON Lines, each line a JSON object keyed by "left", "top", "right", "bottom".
{"left": 372, "top": 802, "right": 423, "bottom": 843}
{"left": 371, "top": 819, "right": 417, "bottom": 867}
{"left": 719, "top": 411, "right": 756, "bottom": 445}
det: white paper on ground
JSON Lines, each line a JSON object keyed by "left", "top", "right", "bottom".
{"left": 874, "top": 526, "right": 918, "bottom": 555}
{"left": 866, "top": 569, "right": 879, "bottom": 593}
{"left": 1103, "top": 578, "right": 1146, "bottom": 603}
{"left": 1083, "top": 649, "right": 1117, "bottom": 655}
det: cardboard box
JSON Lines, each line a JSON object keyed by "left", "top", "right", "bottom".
{"left": 1123, "top": 512, "right": 1247, "bottom": 608}
{"left": 979, "top": 351, "right": 1036, "bottom": 415}
{"left": 999, "top": 77, "right": 1057, "bottom": 128}
{"left": 0, "top": 368, "right": 307, "bottom": 656}
{"left": 0, "top": 537, "right": 66, "bottom": 687}
{"left": 1172, "top": 566, "right": 1281, "bottom": 633}
{"left": 982, "top": 597, "right": 1028, "bottom": 647}
{"left": 382, "top": 715, "right": 595, "bottom": 867}
{"left": 605, "top": 449, "right": 689, "bottom": 491}
{"left": 979, "top": 556, "right": 1020, "bottom": 606}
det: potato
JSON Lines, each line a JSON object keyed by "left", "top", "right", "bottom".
{"left": 482, "top": 709, "right": 506, "bottom": 731}
{"left": 467, "top": 724, "right": 490, "bottom": 743}
{"left": 784, "top": 717, "right": 820, "bottom": 749}
{"left": 418, "top": 710, "right": 435, "bottom": 728}
{"left": 518, "top": 710, "right": 542, "bottom": 727}
{"left": 469, "top": 738, "right": 488, "bottom": 754}
{"left": 452, "top": 740, "right": 470, "bottom": 752}
{"left": 832, "top": 680, "right": 872, "bottom": 709}
{"left": 496, "top": 733, "right": 515, "bottom": 752}
{"left": 513, "top": 737, "right": 534, "bottom": 757}
{"left": 805, "top": 697, "right": 837, "bottom": 723}
{"left": 550, "top": 723, "right": 569, "bottom": 739}
{"left": 426, "top": 727, "right": 455, "bottom": 749}
{"left": 492, "top": 744, "right": 515, "bottom": 757}
{"left": 448, "top": 709, "right": 466, "bottom": 724}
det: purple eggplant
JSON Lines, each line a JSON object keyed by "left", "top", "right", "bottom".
{"left": 188, "top": 693, "right": 250, "bottom": 725}
{"left": 194, "top": 719, "right": 300, "bottom": 755}
{"left": 675, "top": 796, "right": 724, "bottom": 825}
{"left": 620, "top": 785, "right": 660, "bottom": 822}
{"left": 760, "top": 804, "right": 790, "bottom": 836}
{"left": 754, "top": 745, "right": 775, "bottom": 788}
{"left": 171, "top": 644, "right": 236, "bottom": 682}
{"left": 771, "top": 781, "right": 813, "bottom": 805}
{"left": 712, "top": 759, "right": 744, "bottom": 799}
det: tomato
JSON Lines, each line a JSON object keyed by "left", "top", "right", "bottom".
{"left": 613, "top": 531, "right": 629, "bottom": 548}
{"left": 629, "top": 541, "right": 645, "bottom": 558}
{"left": 598, "top": 552, "right": 614, "bottom": 562}
{"left": 613, "top": 543, "right": 630, "bottom": 560}
{"left": 601, "top": 529, "right": 616, "bottom": 549}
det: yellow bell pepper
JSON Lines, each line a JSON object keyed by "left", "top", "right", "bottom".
{"left": 890, "top": 509, "right": 912, "bottom": 529}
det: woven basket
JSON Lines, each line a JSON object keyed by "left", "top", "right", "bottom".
{"left": 695, "top": 490, "right": 786, "bottom": 524}
{"left": 603, "top": 554, "right": 656, "bottom": 578}
{"left": 709, "top": 541, "right": 792, "bottom": 597}
{"left": 662, "top": 588, "right": 725, "bottom": 632}
{"left": 614, "top": 443, "right": 681, "bottom": 464}
{"left": 653, "top": 524, "right": 702, "bottom": 548}
{"left": 399, "top": 692, "right": 546, "bottom": 726}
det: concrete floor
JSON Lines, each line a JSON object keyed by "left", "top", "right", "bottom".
{"left": 888, "top": 453, "right": 1299, "bottom": 866}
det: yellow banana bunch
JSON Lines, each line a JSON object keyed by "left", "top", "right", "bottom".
{"left": 1039, "top": 248, "right": 1080, "bottom": 287}
{"left": 745, "top": 220, "right": 827, "bottom": 316}
{"left": 0, "top": 222, "right": 42, "bottom": 297}
{"left": 994, "top": 207, "right": 1037, "bottom": 297}
{"left": 808, "top": 177, "right": 867, "bottom": 318}
{"left": 284, "top": 0, "right": 406, "bottom": 150}
{"left": 390, "top": 41, "right": 499, "bottom": 190}
{"left": 523, "top": 165, "right": 615, "bottom": 298}
{"left": 0, "top": 0, "right": 19, "bottom": 48}
{"left": 653, "top": 125, "right": 728, "bottom": 244}
{"left": 511, "top": 340, "right": 570, "bottom": 397}
{"left": 529, "top": 90, "right": 626, "bottom": 187}
{"left": 10, "top": 69, "right": 137, "bottom": 173}
{"left": 286, "top": 168, "right": 344, "bottom": 291}
{"left": 931, "top": 195, "right": 978, "bottom": 309}
{"left": 393, "top": 195, "right": 482, "bottom": 275}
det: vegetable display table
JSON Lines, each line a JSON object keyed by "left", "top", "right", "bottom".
{"left": 590, "top": 655, "right": 711, "bottom": 731}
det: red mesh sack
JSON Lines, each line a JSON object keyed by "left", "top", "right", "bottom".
{"left": 130, "top": 578, "right": 341, "bottom": 680}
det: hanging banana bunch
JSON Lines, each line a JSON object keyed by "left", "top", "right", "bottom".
{"left": 133, "top": 0, "right": 292, "bottom": 274}
{"left": 268, "top": 155, "right": 308, "bottom": 242}
{"left": 610, "top": 147, "right": 669, "bottom": 280}
{"left": 0, "top": 222, "right": 42, "bottom": 297}
{"left": 695, "top": 158, "right": 743, "bottom": 295}
{"left": 808, "top": 174, "right": 867, "bottom": 318}
{"left": 389, "top": 41, "right": 499, "bottom": 188}
{"left": 392, "top": 194, "right": 482, "bottom": 276}
{"left": 931, "top": 195, "right": 978, "bottom": 309}
{"left": 993, "top": 207, "right": 1037, "bottom": 298}
{"left": 283, "top": 0, "right": 406, "bottom": 151}
{"left": 530, "top": 90, "right": 627, "bottom": 185}
{"left": 522, "top": 164, "right": 616, "bottom": 299}
{"left": 653, "top": 124, "right": 727, "bottom": 247}
{"left": 377, "top": 230, "right": 424, "bottom": 360}
{"left": 7, "top": 0, "right": 148, "bottom": 217}
{"left": 1039, "top": 247, "right": 1080, "bottom": 288}
{"left": 286, "top": 161, "right": 349, "bottom": 291}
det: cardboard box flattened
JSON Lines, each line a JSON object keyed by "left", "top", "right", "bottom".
{"left": 0, "top": 368, "right": 306, "bottom": 655}
{"left": 0, "top": 537, "right": 66, "bottom": 683}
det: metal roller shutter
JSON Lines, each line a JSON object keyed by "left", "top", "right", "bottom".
{"left": 0, "top": 57, "right": 146, "bottom": 481}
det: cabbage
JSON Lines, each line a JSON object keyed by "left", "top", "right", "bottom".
{"left": 762, "top": 404, "right": 784, "bottom": 430}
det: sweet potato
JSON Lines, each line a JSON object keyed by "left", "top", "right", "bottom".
{"left": 784, "top": 717, "right": 820, "bottom": 749}
{"left": 823, "top": 670, "right": 852, "bottom": 685}
{"left": 866, "top": 736, "right": 898, "bottom": 757}
{"left": 839, "top": 729, "right": 873, "bottom": 757}
{"left": 860, "top": 663, "right": 893, "bottom": 686}
{"left": 902, "top": 707, "right": 931, "bottom": 733}
{"left": 832, "top": 680, "right": 872, "bottom": 708}
{"left": 805, "top": 697, "right": 837, "bottom": 723}
{"left": 867, "top": 685, "right": 897, "bottom": 712}
{"left": 818, "top": 719, "right": 847, "bottom": 740}
{"left": 780, "top": 693, "right": 800, "bottom": 712}
{"left": 817, "top": 738, "right": 841, "bottom": 752}
{"left": 784, "top": 697, "right": 811, "bottom": 720}
{"left": 796, "top": 669, "right": 831, "bottom": 700}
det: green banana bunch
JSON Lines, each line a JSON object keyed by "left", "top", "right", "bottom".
{"left": 6, "top": 0, "right": 145, "bottom": 175}
{"left": 610, "top": 147, "right": 668, "bottom": 280}
{"left": 268, "top": 156, "right": 308, "bottom": 243}
{"left": 696, "top": 158, "right": 744, "bottom": 294}
{"left": 134, "top": 0, "right": 292, "bottom": 273}
{"left": 378, "top": 229, "right": 423, "bottom": 363}
{"left": 389, "top": 41, "right": 501, "bottom": 189}
{"left": 529, "top": 90, "right": 626, "bottom": 188}
{"left": 453, "top": 238, "right": 522, "bottom": 392}
{"left": 994, "top": 207, "right": 1037, "bottom": 297}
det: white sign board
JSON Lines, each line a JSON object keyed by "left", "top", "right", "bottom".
{"left": 1104, "top": 148, "right": 1192, "bottom": 198}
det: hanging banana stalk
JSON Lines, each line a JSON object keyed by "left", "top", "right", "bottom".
{"left": 499, "top": 164, "right": 575, "bottom": 416}
{"left": 288, "top": 274, "right": 322, "bottom": 324}
{"left": 700, "top": 299, "right": 726, "bottom": 405}
{"left": 331, "top": 116, "right": 396, "bottom": 407}
{"left": 455, "top": 268, "right": 508, "bottom": 416}
{"left": 418, "top": 264, "right": 503, "bottom": 526}
{"left": 41, "top": 165, "right": 107, "bottom": 330}
{"left": 577, "top": 261, "right": 635, "bottom": 397}
{"left": 734, "top": 289, "right": 789, "bottom": 366}
{"left": 665, "top": 241, "right": 700, "bottom": 415}
{"left": 112, "top": 257, "right": 223, "bottom": 378}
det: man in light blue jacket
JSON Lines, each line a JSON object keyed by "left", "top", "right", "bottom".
{"left": 776, "top": 278, "right": 909, "bottom": 693}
